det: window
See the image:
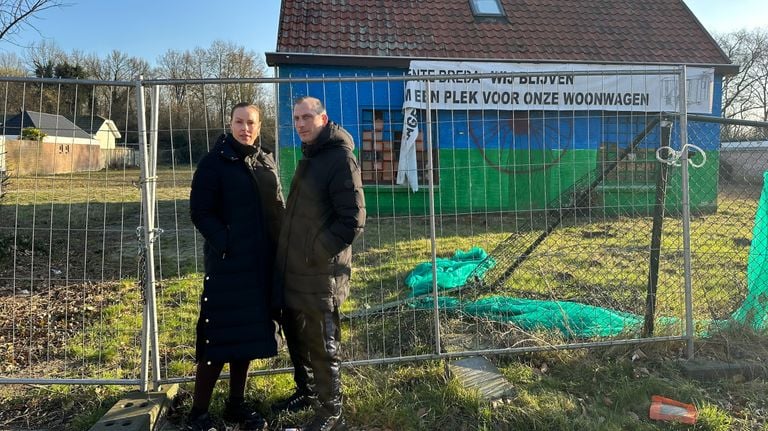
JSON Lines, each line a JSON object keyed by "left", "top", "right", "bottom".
{"left": 359, "top": 108, "right": 438, "bottom": 186}
{"left": 600, "top": 143, "right": 656, "bottom": 184}
{"left": 470, "top": 0, "right": 504, "bottom": 16}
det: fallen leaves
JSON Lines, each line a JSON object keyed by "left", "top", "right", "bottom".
{"left": 0, "top": 281, "right": 127, "bottom": 370}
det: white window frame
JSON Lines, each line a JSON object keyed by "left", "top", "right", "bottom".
{"left": 469, "top": 0, "right": 505, "bottom": 16}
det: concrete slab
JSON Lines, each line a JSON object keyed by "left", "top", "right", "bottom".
{"left": 89, "top": 384, "right": 178, "bottom": 431}
{"left": 447, "top": 356, "right": 516, "bottom": 401}
{"left": 679, "top": 360, "right": 767, "bottom": 381}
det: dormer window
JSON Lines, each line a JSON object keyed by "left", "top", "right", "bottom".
{"left": 470, "top": 0, "right": 504, "bottom": 16}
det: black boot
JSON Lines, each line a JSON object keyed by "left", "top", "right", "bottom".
{"left": 303, "top": 406, "right": 346, "bottom": 431}
{"left": 223, "top": 399, "right": 268, "bottom": 431}
{"left": 185, "top": 411, "right": 218, "bottom": 431}
{"left": 271, "top": 389, "right": 315, "bottom": 413}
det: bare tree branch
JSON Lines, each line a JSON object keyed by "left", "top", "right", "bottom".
{"left": 716, "top": 29, "right": 768, "bottom": 120}
{"left": 0, "top": 0, "right": 66, "bottom": 44}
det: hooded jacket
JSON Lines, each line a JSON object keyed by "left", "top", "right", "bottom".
{"left": 276, "top": 122, "right": 366, "bottom": 311}
{"left": 189, "top": 133, "right": 284, "bottom": 362}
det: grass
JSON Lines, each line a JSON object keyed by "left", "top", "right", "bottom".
{"left": 1, "top": 168, "right": 768, "bottom": 429}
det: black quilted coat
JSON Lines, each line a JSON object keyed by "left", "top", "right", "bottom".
{"left": 275, "top": 122, "right": 366, "bottom": 311}
{"left": 190, "top": 133, "right": 284, "bottom": 362}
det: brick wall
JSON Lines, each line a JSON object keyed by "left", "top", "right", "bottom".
{"left": 4, "top": 139, "right": 104, "bottom": 176}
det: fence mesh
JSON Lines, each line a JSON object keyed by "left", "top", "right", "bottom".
{"left": 0, "top": 79, "right": 144, "bottom": 381}
{"left": 0, "top": 70, "right": 766, "bottom": 388}
{"left": 687, "top": 116, "right": 768, "bottom": 360}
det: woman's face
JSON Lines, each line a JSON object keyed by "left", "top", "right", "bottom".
{"left": 230, "top": 106, "right": 261, "bottom": 145}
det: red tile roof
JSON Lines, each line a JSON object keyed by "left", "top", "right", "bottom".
{"left": 274, "top": 0, "right": 731, "bottom": 66}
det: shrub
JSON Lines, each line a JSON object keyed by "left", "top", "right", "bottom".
{"left": 20, "top": 127, "right": 46, "bottom": 141}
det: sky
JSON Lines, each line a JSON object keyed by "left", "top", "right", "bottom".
{"left": 683, "top": 0, "right": 767, "bottom": 33}
{"left": 0, "top": 0, "right": 282, "bottom": 67}
{"left": 0, "top": 0, "right": 766, "bottom": 70}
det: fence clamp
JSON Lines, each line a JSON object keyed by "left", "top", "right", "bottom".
{"left": 135, "top": 225, "right": 165, "bottom": 244}
{"left": 655, "top": 144, "right": 707, "bottom": 168}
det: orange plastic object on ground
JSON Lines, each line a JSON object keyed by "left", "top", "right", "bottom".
{"left": 649, "top": 395, "right": 698, "bottom": 424}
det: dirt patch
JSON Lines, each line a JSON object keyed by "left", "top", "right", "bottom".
{"left": 0, "top": 280, "right": 129, "bottom": 373}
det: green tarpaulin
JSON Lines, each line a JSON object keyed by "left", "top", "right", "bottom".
{"left": 405, "top": 247, "right": 496, "bottom": 297}
{"left": 407, "top": 173, "right": 768, "bottom": 338}
{"left": 725, "top": 171, "right": 768, "bottom": 331}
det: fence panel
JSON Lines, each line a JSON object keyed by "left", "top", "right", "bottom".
{"left": 268, "top": 69, "right": 693, "bottom": 373}
{"left": 144, "top": 80, "right": 298, "bottom": 381}
{"left": 0, "top": 77, "right": 144, "bottom": 384}
{"left": 4, "top": 70, "right": 764, "bottom": 389}
{"left": 687, "top": 115, "right": 768, "bottom": 360}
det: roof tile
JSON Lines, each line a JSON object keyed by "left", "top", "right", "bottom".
{"left": 276, "top": 0, "right": 730, "bottom": 65}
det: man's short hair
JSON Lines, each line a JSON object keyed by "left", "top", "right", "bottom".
{"left": 294, "top": 96, "right": 326, "bottom": 115}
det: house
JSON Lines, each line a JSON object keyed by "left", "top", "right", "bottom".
{"left": 720, "top": 141, "right": 768, "bottom": 184}
{"left": 0, "top": 110, "right": 103, "bottom": 175}
{"left": 1, "top": 110, "right": 97, "bottom": 145}
{"left": 75, "top": 115, "right": 122, "bottom": 150}
{"left": 74, "top": 115, "right": 138, "bottom": 168}
{"left": 266, "top": 0, "right": 736, "bottom": 216}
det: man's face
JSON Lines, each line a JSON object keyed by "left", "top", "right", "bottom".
{"left": 293, "top": 100, "right": 328, "bottom": 144}
{"left": 230, "top": 106, "right": 261, "bottom": 146}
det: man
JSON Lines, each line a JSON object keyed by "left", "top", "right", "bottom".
{"left": 274, "top": 96, "right": 366, "bottom": 431}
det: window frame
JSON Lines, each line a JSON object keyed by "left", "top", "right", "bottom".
{"left": 359, "top": 107, "right": 439, "bottom": 188}
{"left": 469, "top": 0, "right": 505, "bottom": 17}
{"left": 600, "top": 142, "right": 657, "bottom": 186}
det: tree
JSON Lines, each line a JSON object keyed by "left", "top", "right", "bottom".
{"left": 18, "top": 41, "right": 62, "bottom": 112}
{"left": 156, "top": 49, "right": 195, "bottom": 106}
{"left": 84, "top": 49, "right": 149, "bottom": 139}
{"left": 26, "top": 39, "right": 62, "bottom": 75}
{"left": 0, "top": 51, "right": 24, "bottom": 76}
{"left": 715, "top": 29, "right": 768, "bottom": 119}
{"left": 203, "top": 40, "right": 268, "bottom": 127}
{"left": 748, "top": 31, "right": 768, "bottom": 123}
{"left": 0, "top": 0, "right": 66, "bottom": 45}
{"left": 714, "top": 29, "right": 768, "bottom": 142}
{"left": 53, "top": 60, "right": 90, "bottom": 117}
{"left": 153, "top": 41, "right": 272, "bottom": 164}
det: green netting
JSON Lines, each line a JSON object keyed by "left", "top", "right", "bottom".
{"left": 407, "top": 175, "right": 768, "bottom": 338}
{"left": 404, "top": 247, "right": 652, "bottom": 338}
{"left": 461, "top": 296, "right": 643, "bottom": 338}
{"left": 405, "top": 247, "right": 496, "bottom": 297}
{"left": 728, "top": 171, "right": 768, "bottom": 331}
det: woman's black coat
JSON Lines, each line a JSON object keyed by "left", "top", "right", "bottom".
{"left": 189, "top": 133, "right": 284, "bottom": 363}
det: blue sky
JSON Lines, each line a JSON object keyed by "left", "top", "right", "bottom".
{"left": 1, "top": 0, "right": 766, "bottom": 68}
{"left": 684, "top": 0, "right": 767, "bottom": 33}
{"left": 2, "top": 0, "right": 282, "bottom": 64}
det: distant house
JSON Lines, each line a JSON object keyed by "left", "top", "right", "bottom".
{"left": 1, "top": 110, "right": 98, "bottom": 146}
{"left": 75, "top": 115, "right": 122, "bottom": 150}
{"left": 0, "top": 110, "right": 103, "bottom": 175}
{"left": 720, "top": 141, "right": 768, "bottom": 184}
{"left": 267, "top": 0, "right": 737, "bottom": 216}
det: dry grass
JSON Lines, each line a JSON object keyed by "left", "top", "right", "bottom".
{"left": 1, "top": 169, "right": 768, "bottom": 429}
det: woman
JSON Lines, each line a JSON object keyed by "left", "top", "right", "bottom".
{"left": 188, "top": 102, "right": 284, "bottom": 431}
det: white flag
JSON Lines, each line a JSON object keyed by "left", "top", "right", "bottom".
{"left": 396, "top": 107, "right": 420, "bottom": 192}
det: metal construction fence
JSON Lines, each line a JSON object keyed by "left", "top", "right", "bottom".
{"left": 0, "top": 68, "right": 767, "bottom": 392}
